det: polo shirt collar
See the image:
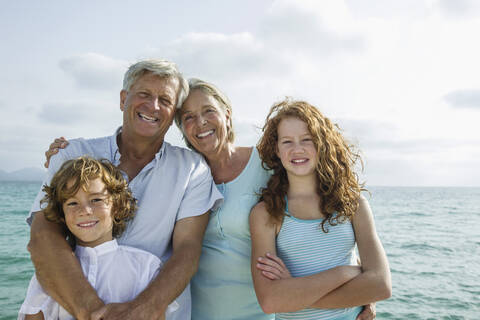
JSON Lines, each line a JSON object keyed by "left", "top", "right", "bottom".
{"left": 111, "top": 126, "right": 166, "bottom": 166}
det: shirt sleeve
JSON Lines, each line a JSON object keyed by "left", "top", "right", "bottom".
{"left": 18, "top": 274, "right": 61, "bottom": 319}
{"left": 176, "top": 156, "right": 223, "bottom": 221}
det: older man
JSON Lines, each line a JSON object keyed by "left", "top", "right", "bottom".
{"left": 27, "top": 59, "right": 223, "bottom": 320}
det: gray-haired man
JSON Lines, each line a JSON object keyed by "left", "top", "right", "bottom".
{"left": 28, "top": 59, "right": 223, "bottom": 320}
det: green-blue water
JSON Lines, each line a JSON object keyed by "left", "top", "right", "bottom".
{"left": 1, "top": 182, "right": 479, "bottom": 319}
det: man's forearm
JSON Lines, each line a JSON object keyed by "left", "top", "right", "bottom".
{"left": 28, "top": 212, "right": 104, "bottom": 319}
{"left": 131, "top": 241, "right": 201, "bottom": 316}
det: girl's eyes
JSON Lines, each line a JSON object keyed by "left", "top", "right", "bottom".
{"left": 282, "top": 140, "right": 292, "bottom": 144}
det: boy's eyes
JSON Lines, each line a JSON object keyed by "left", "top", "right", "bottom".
{"left": 66, "top": 201, "right": 78, "bottom": 207}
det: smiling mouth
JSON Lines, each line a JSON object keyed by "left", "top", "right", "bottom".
{"left": 137, "top": 112, "right": 158, "bottom": 123}
{"left": 291, "top": 159, "right": 308, "bottom": 164}
{"left": 196, "top": 129, "right": 215, "bottom": 139}
{"left": 77, "top": 221, "right": 99, "bottom": 228}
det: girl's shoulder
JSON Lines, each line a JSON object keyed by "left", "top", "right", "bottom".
{"left": 250, "top": 201, "right": 283, "bottom": 234}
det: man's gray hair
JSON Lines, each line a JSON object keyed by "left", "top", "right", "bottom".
{"left": 123, "top": 59, "right": 189, "bottom": 109}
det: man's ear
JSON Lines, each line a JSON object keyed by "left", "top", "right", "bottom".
{"left": 120, "top": 90, "right": 127, "bottom": 111}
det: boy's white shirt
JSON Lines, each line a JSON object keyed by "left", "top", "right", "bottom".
{"left": 18, "top": 239, "right": 179, "bottom": 319}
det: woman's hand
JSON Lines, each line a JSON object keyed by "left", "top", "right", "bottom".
{"left": 44, "top": 137, "right": 69, "bottom": 168}
{"left": 256, "top": 252, "right": 292, "bottom": 280}
{"left": 356, "top": 303, "right": 376, "bottom": 320}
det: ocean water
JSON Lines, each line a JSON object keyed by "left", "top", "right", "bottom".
{"left": 0, "top": 182, "right": 479, "bottom": 319}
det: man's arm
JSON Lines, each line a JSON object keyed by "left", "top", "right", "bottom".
{"left": 91, "top": 212, "right": 209, "bottom": 320}
{"left": 28, "top": 212, "right": 104, "bottom": 319}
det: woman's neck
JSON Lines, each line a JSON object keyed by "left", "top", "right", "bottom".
{"left": 205, "top": 144, "right": 252, "bottom": 184}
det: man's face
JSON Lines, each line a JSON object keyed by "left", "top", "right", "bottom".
{"left": 120, "top": 72, "right": 179, "bottom": 142}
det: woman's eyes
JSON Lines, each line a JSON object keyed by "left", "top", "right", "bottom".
{"left": 183, "top": 114, "right": 193, "bottom": 122}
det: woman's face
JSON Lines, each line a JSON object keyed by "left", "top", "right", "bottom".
{"left": 180, "top": 89, "right": 230, "bottom": 156}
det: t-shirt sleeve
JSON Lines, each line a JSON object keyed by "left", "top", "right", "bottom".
{"left": 26, "top": 148, "right": 71, "bottom": 225}
{"left": 176, "top": 157, "right": 223, "bottom": 221}
{"left": 18, "top": 274, "right": 60, "bottom": 319}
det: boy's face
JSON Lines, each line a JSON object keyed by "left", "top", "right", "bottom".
{"left": 62, "top": 177, "right": 114, "bottom": 247}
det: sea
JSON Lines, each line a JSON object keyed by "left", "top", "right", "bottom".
{"left": 0, "top": 182, "right": 479, "bottom": 320}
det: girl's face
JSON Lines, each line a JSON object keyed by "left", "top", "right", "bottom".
{"left": 180, "top": 89, "right": 230, "bottom": 156}
{"left": 276, "top": 116, "right": 317, "bottom": 178}
{"left": 62, "top": 178, "right": 113, "bottom": 247}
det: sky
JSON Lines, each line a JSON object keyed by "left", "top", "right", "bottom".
{"left": 1, "top": 0, "right": 479, "bottom": 186}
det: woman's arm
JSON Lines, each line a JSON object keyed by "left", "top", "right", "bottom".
{"left": 250, "top": 202, "right": 361, "bottom": 314}
{"left": 311, "top": 196, "right": 392, "bottom": 308}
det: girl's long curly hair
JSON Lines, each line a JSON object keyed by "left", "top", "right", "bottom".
{"left": 257, "top": 98, "right": 365, "bottom": 232}
{"left": 41, "top": 157, "right": 137, "bottom": 241}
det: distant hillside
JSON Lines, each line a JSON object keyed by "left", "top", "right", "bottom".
{"left": 0, "top": 167, "right": 46, "bottom": 181}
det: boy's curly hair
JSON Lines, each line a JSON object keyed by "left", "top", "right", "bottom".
{"left": 41, "top": 157, "right": 136, "bottom": 239}
{"left": 257, "top": 98, "right": 365, "bottom": 232}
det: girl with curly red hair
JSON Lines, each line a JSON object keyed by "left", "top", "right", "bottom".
{"left": 250, "top": 99, "right": 391, "bottom": 320}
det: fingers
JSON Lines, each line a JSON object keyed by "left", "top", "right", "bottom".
{"left": 266, "top": 252, "right": 288, "bottom": 270}
{"left": 356, "top": 304, "right": 376, "bottom": 320}
{"left": 261, "top": 270, "right": 281, "bottom": 280}
{"left": 90, "top": 306, "right": 107, "bottom": 320}
{"left": 257, "top": 257, "right": 282, "bottom": 278}
{"left": 44, "top": 137, "right": 68, "bottom": 168}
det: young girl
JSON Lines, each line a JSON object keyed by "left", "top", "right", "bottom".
{"left": 250, "top": 99, "right": 391, "bottom": 320}
{"left": 19, "top": 157, "right": 178, "bottom": 320}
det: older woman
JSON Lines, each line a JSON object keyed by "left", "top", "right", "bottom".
{"left": 175, "top": 79, "right": 272, "bottom": 319}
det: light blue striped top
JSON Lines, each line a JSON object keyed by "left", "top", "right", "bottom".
{"left": 275, "top": 201, "right": 361, "bottom": 320}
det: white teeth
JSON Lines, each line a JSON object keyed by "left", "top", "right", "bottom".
{"left": 292, "top": 159, "right": 308, "bottom": 163}
{"left": 196, "top": 130, "right": 214, "bottom": 138}
{"left": 138, "top": 113, "right": 157, "bottom": 122}
{"left": 78, "top": 221, "right": 97, "bottom": 227}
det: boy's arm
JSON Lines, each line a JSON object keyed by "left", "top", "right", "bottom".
{"left": 28, "top": 212, "right": 104, "bottom": 319}
{"left": 91, "top": 212, "right": 209, "bottom": 320}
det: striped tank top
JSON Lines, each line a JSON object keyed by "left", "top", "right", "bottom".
{"left": 275, "top": 201, "right": 361, "bottom": 320}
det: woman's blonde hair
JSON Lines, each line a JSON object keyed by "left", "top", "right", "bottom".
{"left": 41, "top": 157, "right": 136, "bottom": 240}
{"left": 257, "top": 98, "right": 365, "bottom": 232}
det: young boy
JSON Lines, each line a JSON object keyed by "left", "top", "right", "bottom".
{"left": 19, "top": 157, "right": 178, "bottom": 319}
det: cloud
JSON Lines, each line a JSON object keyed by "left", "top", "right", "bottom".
{"left": 37, "top": 101, "right": 120, "bottom": 127}
{"left": 345, "top": 0, "right": 429, "bottom": 19}
{"left": 435, "top": 0, "right": 480, "bottom": 18}
{"left": 147, "top": 32, "right": 289, "bottom": 82}
{"left": 59, "top": 53, "right": 127, "bottom": 90}
{"left": 259, "top": 0, "right": 366, "bottom": 56}
{"left": 444, "top": 89, "right": 480, "bottom": 109}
